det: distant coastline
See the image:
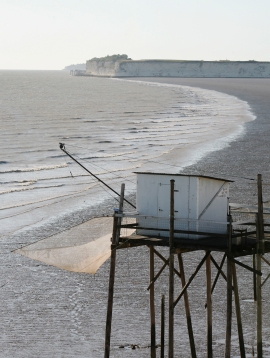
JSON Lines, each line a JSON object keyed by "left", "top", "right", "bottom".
{"left": 63, "top": 63, "right": 86, "bottom": 71}
{"left": 80, "top": 55, "right": 270, "bottom": 78}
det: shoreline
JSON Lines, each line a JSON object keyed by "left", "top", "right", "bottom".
{"left": 117, "top": 77, "right": 255, "bottom": 175}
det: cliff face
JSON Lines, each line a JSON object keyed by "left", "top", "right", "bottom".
{"left": 86, "top": 60, "right": 117, "bottom": 76}
{"left": 86, "top": 60, "right": 270, "bottom": 78}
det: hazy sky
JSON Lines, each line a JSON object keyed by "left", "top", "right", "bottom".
{"left": 1, "top": 0, "right": 269, "bottom": 70}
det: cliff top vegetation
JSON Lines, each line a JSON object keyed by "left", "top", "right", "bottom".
{"left": 88, "top": 54, "right": 132, "bottom": 62}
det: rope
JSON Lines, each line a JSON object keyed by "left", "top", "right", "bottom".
{"left": 60, "top": 144, "right": 136, "bottom": 208}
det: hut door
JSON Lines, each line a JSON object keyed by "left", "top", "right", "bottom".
{"left": 157, "top": 182, "right": 183, "bottom": 218}
{"left": 157, "top": 183, "right": 170, "bottom": 218}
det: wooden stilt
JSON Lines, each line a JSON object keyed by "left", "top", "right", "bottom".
{"left": 253, "top": 254, "right": 257, "bottom": 302}
{"left": 169, "top": 179, "right": 175, "bottom": 358}
{"left": 104, "top": 184, "right": 125, "bottom": 358}
{"left": 232, "top": 261, "right": 246, "bottom": 358}
{"left": 150, "top": 245, "right": 156, "bottom": 358}
{"left": 257, "top": 251, "right": 262, "bottom": 358}
{"left": 161, "top": 295, "right": 165, "bottom": 358}
{"left": 104, "top": 243, "right": 116, "bottom": 358}
{"left": 178, "top": 253, "right": 197, "bottom": 358}
{"left": 225, "top": 255, "right": 233, "bottom": 358}
{"left": 206, "top": 252, "right": 212, "bottom": 358}
{"left": 225, "top": 214, "right": 233, "bottom": 358}
{"left": 257, "top": 174, "right": 263, "bottom": 358}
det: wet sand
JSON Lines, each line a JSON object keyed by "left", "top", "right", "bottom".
{"left": 2, "top": 78, "right": 270, "bottom": 357}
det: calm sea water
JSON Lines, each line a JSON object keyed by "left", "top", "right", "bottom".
{"left": 0, "top": 71, "right": 254, "bottom": 238}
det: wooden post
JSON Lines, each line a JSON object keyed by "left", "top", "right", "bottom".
{"left": 115, "top": 184, "right": 125, "bottom": 246}
{"left": 178, "top": 253, "right": 197, "bottom": 358}
{"left": 206, "top": 252, "right": 212, "bottom": 358}
{"left": 104, "top": 184, "right": 125, "bottom": 358}
{"left": 150, "top": 245, "right": 156, "bottom": 358}
{"left": 225, "top": 255, "right": 233, "bottom": 358}
{"left": 253, "top": 254, "right": 257, "bottom": 302}
{"left": 232, "top": 262, "right": 246, "bottom": 358}
{"left": 257, "top": 174, "right": 263, "bottom": 358}
{"left": 225, "top": 215, "right": 233, "bottom": 358}
{"left": 169, "top": 179, "right": 175, "bottom": 358}
{"left": 257, "top": 174, "right": 264, "bottom": 241}
{"left": 257, "top": 251, "right": 262, "bottom": 358}
{"left": 161, "top": 295, "right": 165, "bottom": 358}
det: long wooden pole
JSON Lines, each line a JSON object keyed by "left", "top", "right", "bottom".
{"left": 169, "top": 179, "right": 175, "bottom": 358}
{"left": 253, "top": 254, "right": 257, "bottom": 302}
{"left": 225, "top": 215, "right": 233, "bottom": 358}
{"left": 225, "top": 255, "right": 233, "bottom": 358}
{"left": 161, "top": 295, "right": 165, "bottom": 358}
{"left": 206, "top": 252, "right": 212, "bottom": 358}
{"left": 257, "top": 174, "right": 264, "bottom": 241}
{"left": 104, "top": 184, "right": 125, "bottom": 358}
{"left": 257, "top": 251, "right": 262, "bottom": 358}
{"left": 257, "top": 174, "right": 263, "bottom": 358}
{"left": 150, "top": 245, "right": 156, "bottom": 358}
{"left": 178, "top": 253, "right": 197, "bottom": 358}
{"left": 232, "top": 262, "right": 246, "bottom": 357}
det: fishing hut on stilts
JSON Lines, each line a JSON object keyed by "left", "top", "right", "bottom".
{"left": 104, "top": 172, "right": 270, "bottom": 358}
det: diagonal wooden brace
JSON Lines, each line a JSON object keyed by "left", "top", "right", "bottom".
{"left": 232, "top": 258, "right": 262, "bottom": 276}
{"left": 261, "top": 273, "right": 270, "bottom": 288}
{"left": 152, "top": 248, "right": 181, "bottom": 279}
{"left": 261, "top": 255, "right": 270, "bottom": 267}
{"left": 210, "top": 254, "right": 227, "bottom": 282}
{"left": 174, "top": 251, "right": 211, "bottom": 308}
{"left": 205, "top": 253, "right": 227, "bottom": 309}
{"left": 148, "top": 258, "right": 169, "bottom": 291}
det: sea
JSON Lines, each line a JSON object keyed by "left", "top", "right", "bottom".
{"left": 0, "top": 70, "right": 255, "bottom": 240}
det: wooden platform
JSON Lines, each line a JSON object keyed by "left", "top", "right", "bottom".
{"left": 118, "top": 232, "right": 270, "bottom": 255}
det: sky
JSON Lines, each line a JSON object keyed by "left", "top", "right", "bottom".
{"left": 1, "top": 0, "right": 270, "bottom": 70}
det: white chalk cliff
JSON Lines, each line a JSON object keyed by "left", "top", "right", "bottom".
{"left": 86, "top": 59, "right": 270, "bottom": 77}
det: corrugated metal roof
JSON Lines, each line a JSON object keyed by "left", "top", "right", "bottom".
{"left": 134, "top": 172, "right": 233, "bottom": 182}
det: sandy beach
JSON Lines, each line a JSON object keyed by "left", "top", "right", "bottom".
{"left": 2, "top": 78, "right": 270, "bottom": 357}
